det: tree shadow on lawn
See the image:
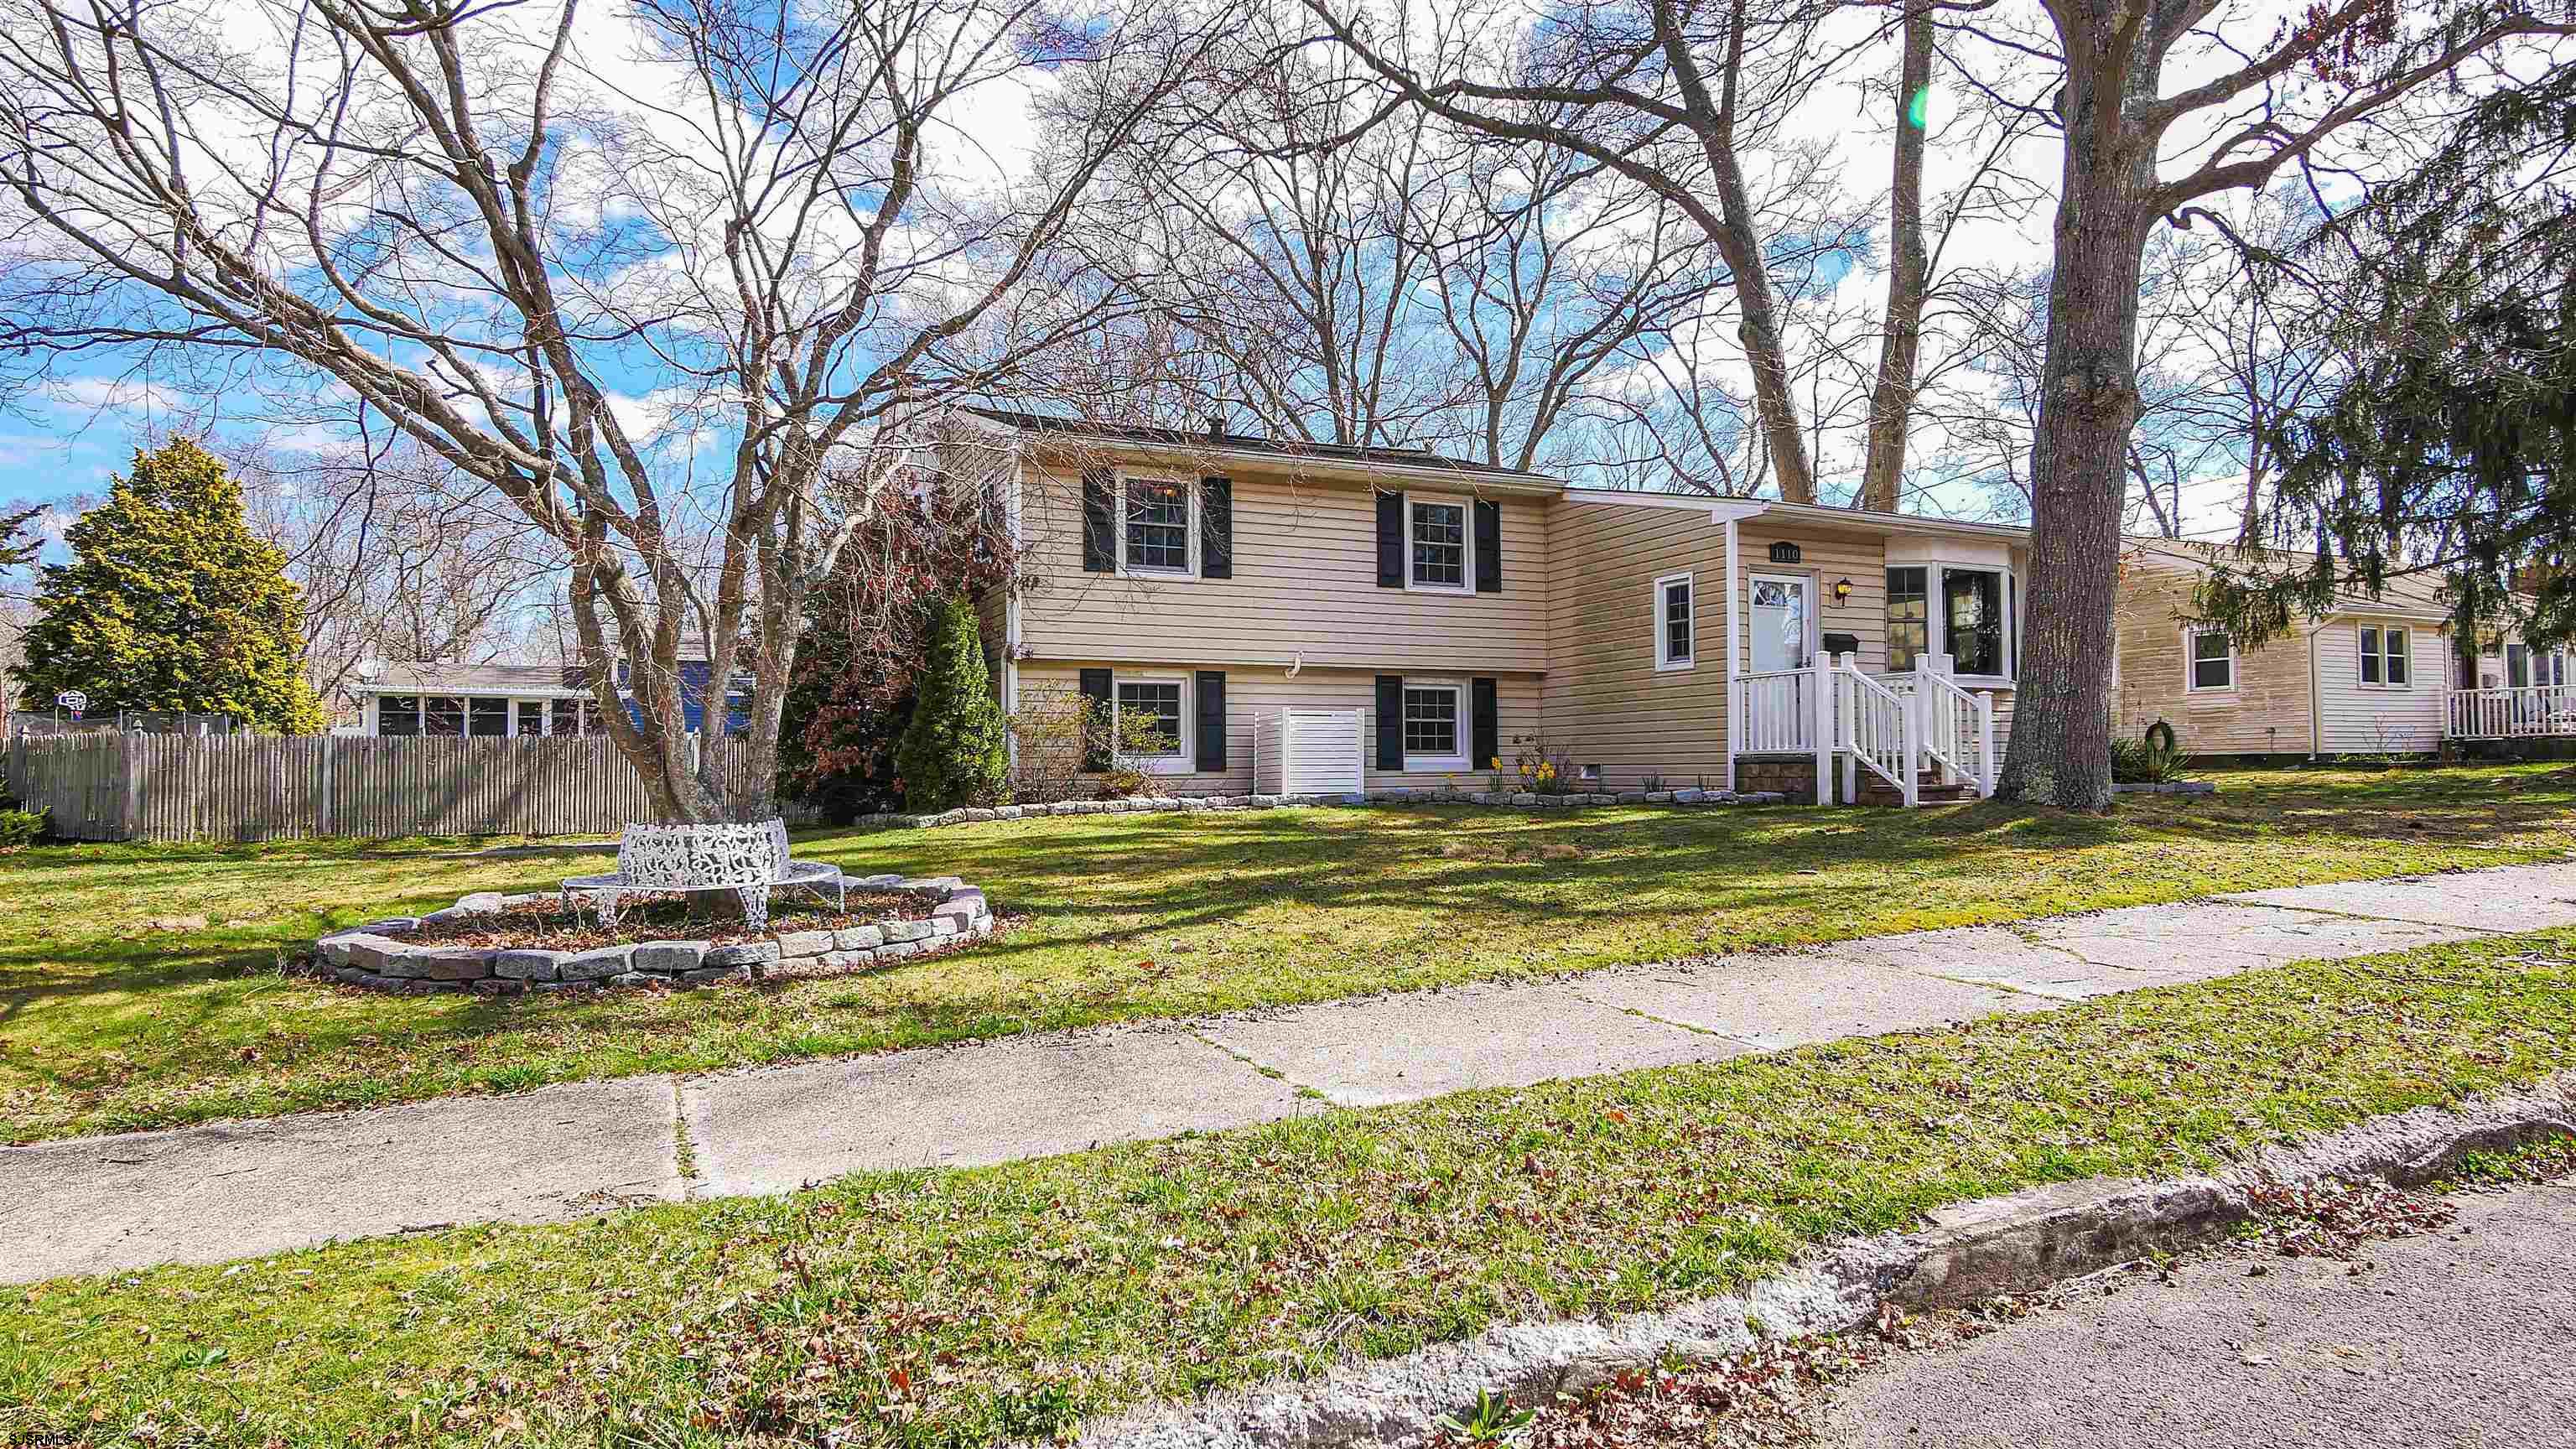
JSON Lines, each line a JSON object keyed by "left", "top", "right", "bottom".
{"left": 8, "top": 769, "right": 2565, "bottom": 1086}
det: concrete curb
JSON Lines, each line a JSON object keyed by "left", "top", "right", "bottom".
{"left": 1068, "top": 1074, "right": 2576, "bottom": 1449}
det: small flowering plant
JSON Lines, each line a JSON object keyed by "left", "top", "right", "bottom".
{"left": 1510, "top": 733, "right": 1579, "bottom": 795}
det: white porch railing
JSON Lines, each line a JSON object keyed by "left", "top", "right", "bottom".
{"left": 2447, "top": 684, "right": 2576, "bottom": 740}
{"left": 1909, "top": 657, "right": 1998, "bottom": 797}
{"left": 1734, "top": 668, "right": 1820, "bottom": 754}
{"left": 1835, "top": 658, "right": 1915, "bottom": 806}
{"left": 1731, "top": 652, "right": 1997, "bottom": 805}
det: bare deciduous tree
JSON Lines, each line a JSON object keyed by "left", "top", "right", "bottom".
{"left": 1956, "top": 0, "right": 2574, "bottom": 808}
{"left": 0, "top": 0, "right": 1228, "bottom": 819}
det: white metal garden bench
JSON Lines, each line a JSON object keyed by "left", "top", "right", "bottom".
{"left": 561, "top": 819, "right": 845, "bottom": 932}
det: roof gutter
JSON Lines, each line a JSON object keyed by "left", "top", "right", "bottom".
{"left": 1014, "top": 434, "right": 1567, "bottom": 496}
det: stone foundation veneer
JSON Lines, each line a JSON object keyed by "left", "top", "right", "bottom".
{"left": 312, "top": 874, "right": 995, "bottom": 997}
{"left": 862, "top": 786, "right": 1791, "bottom": 832}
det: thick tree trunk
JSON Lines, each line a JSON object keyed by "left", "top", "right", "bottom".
{"left": 1993, "top": 42, "right": 2159, "bottom": 812}
{"left": 1856, "top": 0, "right": 1932, "bottom": 514}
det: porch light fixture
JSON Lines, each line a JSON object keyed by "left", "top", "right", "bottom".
{"left": 1831, "top": 576, "right": 1854, "bottom": 605}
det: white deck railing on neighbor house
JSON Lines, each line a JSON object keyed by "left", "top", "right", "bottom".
{"left": 1731, "top": 653, "right": 1998, "bottom": 805}
{"left": 2447, "top": 684, "right": 2576, "bottom": 740}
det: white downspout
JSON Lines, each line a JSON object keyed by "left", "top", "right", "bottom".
{"left": 1724, "top": 517, "right": 1741, "bottom": 793}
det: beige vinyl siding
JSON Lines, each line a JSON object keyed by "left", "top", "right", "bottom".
{"left": 2315, "top": 619, "right": 2445, "bottom": 753}
{"left": 1735, "top": 527, "right": 1893, "bottom": 672}
{"left": 1540, "top": 498, "right": 1733, "bottom": 787}
{"left": 1014, "top": 465, "right": 1551, "bottom": 673}
{"left": 1017, "top": 661, "right": 1541, "bottom": 796}
{"left": 974, "top": 587, "right": 1010, "bottom": 709}
{"left": 2111, "top": 553, "right": 2315, "bottom": 755}
{"left": 2111, "top": 546, "right": 2457, "bottom": 756}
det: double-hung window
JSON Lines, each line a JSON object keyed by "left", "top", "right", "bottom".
{"left": 1408, "top": 498, "right": 1468, "bottom": 589}
{"left": 2359, "top": 625, "right": 2410, "bottom": 688}
{"left": 379, "top": 695, "right": 422, "bottom": 735}
{"left": 1884, "top": 567, "right": 1929, "bottom": 673}
{"left": 1401, "top": 682, "right": 1467, "bottom": 769}
{"left": 2188, "top": 629, "right": 2236, "bottom": 692}
{"left": 1122, "top": 477, "right": 1191, "bottom": 574}
{"left": 1114, "top": 676, "right": 1190, "bottom": 771}
{"left": 1654, "top": 572, "right": 1695, "bottom": 671}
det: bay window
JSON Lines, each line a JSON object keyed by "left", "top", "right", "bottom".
{"left": 1879, "top": 559, "right": 2012, "bottom": 679}
{"left": 1884, "top": 567, "right": 1929, "bottom": 673}
{"left": 1942, "top": 569, "right": 2006, "bottom": 678}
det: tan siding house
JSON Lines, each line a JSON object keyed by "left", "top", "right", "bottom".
{"left": 958, "top": 408, "right": 2502, "bottom": 802}
{"left": 2112, "top": 543, "right": 2465, "bottom": 757}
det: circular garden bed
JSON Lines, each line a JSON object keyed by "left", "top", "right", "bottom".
{"left": 312, "top": 872, "right": 994, "bottom": 995}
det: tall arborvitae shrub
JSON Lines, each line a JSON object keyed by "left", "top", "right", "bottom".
{"left": 892, "top": 595, "right": 1007, "bottom": 811}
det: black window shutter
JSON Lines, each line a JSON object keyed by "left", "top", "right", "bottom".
{"left": 1200, "top": 476, "right": 1232, "bottom": 579}
{"left": 1374, "top": 674, "right": 1404, "bottom": 771}
{"left": 1375, "top": 490, "right": 1405, "bottom": 588}
{"left": 1195, "top": 671, "right": 1228, "bottom": 771}
{"left": 1078, "top": 667, "right": 1113, "bottom": 771}
{"left": 1081, "top": 468, "right": 1114, "bottom": 573}
{"left": 1471, "top": 677, "right": 1498, "bottom": 771}
{"left": 1473, "top": 500, "right": 1501, "bottom": 593}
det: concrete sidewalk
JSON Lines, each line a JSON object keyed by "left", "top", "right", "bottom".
{"left": 8, "top": 860, "right": 2573, "bottom": 1283}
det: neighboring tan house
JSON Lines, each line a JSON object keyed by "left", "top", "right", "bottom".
{"left": 963, "top": 408, "right": 2036, "bottom": 805}
{"left": 2111, "top": 542, "right": 2572, "bottom": 758}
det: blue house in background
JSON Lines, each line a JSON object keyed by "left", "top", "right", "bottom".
{"left": 348, "top": 653, "right": 752, "bottom": 738}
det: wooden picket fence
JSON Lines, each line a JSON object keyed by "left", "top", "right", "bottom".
{"left": 3, "top": 733, "right": 784, "bottom": 841}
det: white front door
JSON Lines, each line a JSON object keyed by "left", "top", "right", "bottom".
{"left": 1749, "top": 574, "right": 1812, "bottom": 673}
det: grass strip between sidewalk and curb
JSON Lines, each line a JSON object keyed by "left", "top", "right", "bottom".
{"left": 4, "top": 927, "right": 2574, "bottom": 1448}
{"left": 5, "top": 762, "right": 2572, "bottom": 1144}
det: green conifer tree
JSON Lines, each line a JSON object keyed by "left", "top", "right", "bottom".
{"left": 13, "top": 438, "right": 327, "bottom": 734}
{"left": 892, "top": 595, "right": 1007, "bottom": 811}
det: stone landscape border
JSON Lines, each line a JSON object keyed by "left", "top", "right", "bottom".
{"left": 859, "top": 784, "right": 1793, "bottom": 832}
{"left": 312, "top": 874, "right": 995, "bottom": 996}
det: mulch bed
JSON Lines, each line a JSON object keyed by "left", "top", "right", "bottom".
{"left": 400, "top": 890, "right": 927, "bottom": 952}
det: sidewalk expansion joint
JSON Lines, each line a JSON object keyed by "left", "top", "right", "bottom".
{"left": 1185, "top": 1028, "right": 1322, "bottom": 1101}
{"left": 669, "top": 1078, "right": 702, "bottom": 1200}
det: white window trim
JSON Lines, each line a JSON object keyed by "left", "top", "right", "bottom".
{"left": 2356, "top": 621, "right": 2413, "bottom": 691}
{"left": 1654, "top": 570, "right": 1696, "bottom": 672}
{"left": 2184, "top": 626, "right": 2237, "bottom": 694}
{"left": 1399, "top": 677, "right": 1470, "bottom": 771}
{"left": 1114, "top": 470, "right": 1197, "bottom": 580}
{"left": 1404, "top": 493, "right": 1474, "bottom": 594}
{"left": 1111, "top": 671, "right": 1194, "bottom": 774}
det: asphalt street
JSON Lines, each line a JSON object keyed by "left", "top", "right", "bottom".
{"left": 1818, "top": 1175, "right": 2576, "bottom": 1448}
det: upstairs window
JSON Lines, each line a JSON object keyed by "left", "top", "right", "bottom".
{"left": 1654, "top": 572, "right": 1695, "bottom": 670}
{"left": 1122, "top": 478, "right": 1190, "bottom": 574}
{"left": 2360, "top": 625, "right": 2410, "bottom": 688}
{"left": 1885, "top": 567, "right": 1929, "bottom": 673}
{"left": 1409, "top": 499, "right": 1468, "bottom": 589}
{"left": 2189, "top": 629, "right": 2235, "bottom": 691}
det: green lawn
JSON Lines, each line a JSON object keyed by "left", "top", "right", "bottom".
{"left": 3, "top": 762, "right": 2570, "bottom": 1143}
{"left": 5, "top": 927, "right": 2572, "bottom": 1449}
